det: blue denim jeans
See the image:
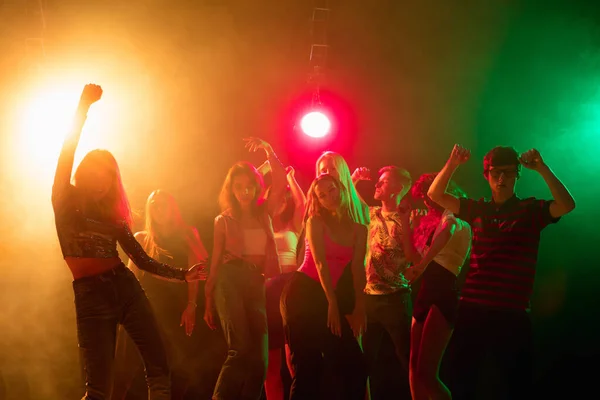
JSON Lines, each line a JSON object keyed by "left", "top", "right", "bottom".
{"left": 73, "top": 263, "right": 170, "bottom": 400}
{"left": 213, "top": 262, "right": 268, "bottom": 400}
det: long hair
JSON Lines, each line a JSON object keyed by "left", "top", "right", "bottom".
{"left": 142, "top": 190, "right": 206, "bottom": 263}
{"left": 73, "top": 149, "right": 133, "bottom": 228}
{"left": 304, "top": 174, "right": 351, "bottom": 221}
{"left": 265, "top": 185, "right": 295, "bottom": 226}
{"left": 315, "top": 151, "right": 369, "bottom": 225}
{"left": 411, "top": 173, "right": 466, "bottom": 252}
{"left": 218, "top": 161, "right": 265, "bottom": 215}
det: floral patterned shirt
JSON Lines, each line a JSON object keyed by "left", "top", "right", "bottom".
{"left": 365, "top": 207, "right": 425, "bottom": 295}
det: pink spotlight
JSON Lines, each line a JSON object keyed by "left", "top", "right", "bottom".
{"left": 300, "top": 111, "right": 331, "bottom": 138}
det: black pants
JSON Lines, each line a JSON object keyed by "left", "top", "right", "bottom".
{"left": 213, "top": 262, "right": 268, "bottom": 400}
{"left": 444, "top": 302, "right": 533, "bottom": 400}
{"left": 73, "top": 263, "right": 170, "bottom": 400}
{"left": 363, "top": 290, "right": 412, "bottom": 400}
{"left": 281, "top": 272, "right": 367, "bottom": 400}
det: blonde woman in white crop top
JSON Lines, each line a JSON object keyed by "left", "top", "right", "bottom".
{"left": 258, "top": 163, "right": 306, "bottom": 400}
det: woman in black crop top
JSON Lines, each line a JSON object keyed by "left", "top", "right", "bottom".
{"left": 52, "top": 84, "right": 205, "bottom": 400}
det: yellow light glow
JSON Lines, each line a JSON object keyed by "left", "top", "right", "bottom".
{"left": 6, "top": 61, "right": 153, "bottom": 238}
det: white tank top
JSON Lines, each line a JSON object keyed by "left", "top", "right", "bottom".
{"left": 431, "top": 210, "right": 472, "bottom": 276}
{"left": 273, "top": 229, "right": 299, "bottom": 273}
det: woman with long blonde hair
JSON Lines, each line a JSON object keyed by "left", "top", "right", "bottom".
{"left": 113, "top": 190, "right": 208, "bottom": 399}
{"left": 52, "top": 84, "right": 204, "bottom": 400}
{"left": 280, "top": 173, "right": 368, "bottom": 399}
{"left": 204, "top": 137, "right": 287, "bottom": 400}
{"left": 315, "top": 151, "right": 370, "bottom": 226}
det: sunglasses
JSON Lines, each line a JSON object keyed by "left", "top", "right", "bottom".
{"left": 488, "top": 169, "right": 519, "bottom": 178}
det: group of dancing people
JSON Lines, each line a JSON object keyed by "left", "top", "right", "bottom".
{"left": 53, "top": 84, "right": 576, "bottom": 400}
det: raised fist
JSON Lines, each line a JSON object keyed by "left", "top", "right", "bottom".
{"left": 79, "top": 84, "right": 103, "bottom": 108}
{"left": 519, "top": 149, "right": 545, "bottom": 171}
{"left": 448, "top": 144, "right": 471, "bottom": 167}
{"left": 351, "top": 167, "right": 371, "bottom": 182}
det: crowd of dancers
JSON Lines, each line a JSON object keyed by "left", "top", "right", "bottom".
{"left": 53, "top": 84, "right": 576, "bottom": 400}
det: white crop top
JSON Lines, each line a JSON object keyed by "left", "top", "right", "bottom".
{"left": 273, "top": 229, "right": 299, "bottom": 273}
{"left": 242, "top": 228, "right": 268, "bottom": 256}
{"left": 430, "top": 210, "right": 472, "bottom": 276}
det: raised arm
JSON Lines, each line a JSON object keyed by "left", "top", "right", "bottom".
{"left": 256, "top": 160, "right": 271, "bottom": 176}
{"left": 286, "top": 166, "right": 307, "bottom": 233}
{"left": 307, "top": 216, "right": 342, "bottom": 337}
{"left": 519, "top": 149, "right": 576, "bottom": 218}
{"left": 351, "top": 167, "right": 370, "bottom": 204}
{"left": 52, "top": 84, "right": 102, "bottom": 205}
{"left": 428, "top": 144, "right": 471, "bottom": 215}
{"left": 243, "top": 137, "right": 287, "bottom": 216}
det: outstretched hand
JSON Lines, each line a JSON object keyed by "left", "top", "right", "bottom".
{"left": 185, "top": 262, "right": 209, "bottom": 282}
{"left": 243, "top": 137, "right": 274, "bottom": 157}
{"left": 78, "top": 84, "right": 103, "bottom": 109}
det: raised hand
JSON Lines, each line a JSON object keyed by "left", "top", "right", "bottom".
{"left": 351, "top": 167, "right": 371, "bottom": 182}
{"left": 448, "top": 144, "right": 471, "bottom": 167}
{"left": 286, "top": 165, "right": 295, "bottom": 177}
{"left": 519, "top": 148, "right": 545, "bottom": 171}
{"left": 78, "top": 84, "right": 103, "bottom": 109}
{"left": 243, "top": 137, "right": 274, "bottom": 157}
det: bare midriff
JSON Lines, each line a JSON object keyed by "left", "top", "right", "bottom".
{"left": 66, "top": 256, "right": 122, "bottom": 280}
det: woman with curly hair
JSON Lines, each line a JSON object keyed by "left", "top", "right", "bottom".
{"left": 406, "top": 173, "right": 472, "bottom": 400}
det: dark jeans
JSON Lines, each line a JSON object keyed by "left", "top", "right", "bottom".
{"left": 281, "top": 272, "right": 368, "bottom": 400}
{"left": 213, "top": 262, "right": 268, "bottom": 400}
{"left": 363, "top": 290, "right": 412, "bottom": 400}
{"left": 73, "top": 263, "right": 170, "bottom": 400}
{"left": 444, "top": 301, "right": 533, "bottom": 400}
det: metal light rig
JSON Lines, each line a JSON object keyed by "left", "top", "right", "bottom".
{"left": 307, "top": 0, "right": 330, "bottom": 109}
{"left": 24, "top": 0, "right": 48, "bottom": 66}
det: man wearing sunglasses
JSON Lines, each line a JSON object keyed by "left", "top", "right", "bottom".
{"left": 426, "top": 144, "right": 575, "bottom": 400}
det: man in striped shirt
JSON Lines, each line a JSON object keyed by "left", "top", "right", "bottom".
{"left": 427, "top": 144, "right": 575, "bottom": 400}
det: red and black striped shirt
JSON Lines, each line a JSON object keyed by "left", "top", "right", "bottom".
{"left": 457, "top": 195, "right": 559, "bottom": 311}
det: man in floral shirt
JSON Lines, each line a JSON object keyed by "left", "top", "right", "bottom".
{"left": 355, "top": 165, "right": 418, "bottom": 399}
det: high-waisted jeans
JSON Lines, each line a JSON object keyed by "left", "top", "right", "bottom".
{"left": 212, "top": 261, "right": 268, "bottom": 400}
{"left": 73, "top": 263, "right": 170, "bottom": 400}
